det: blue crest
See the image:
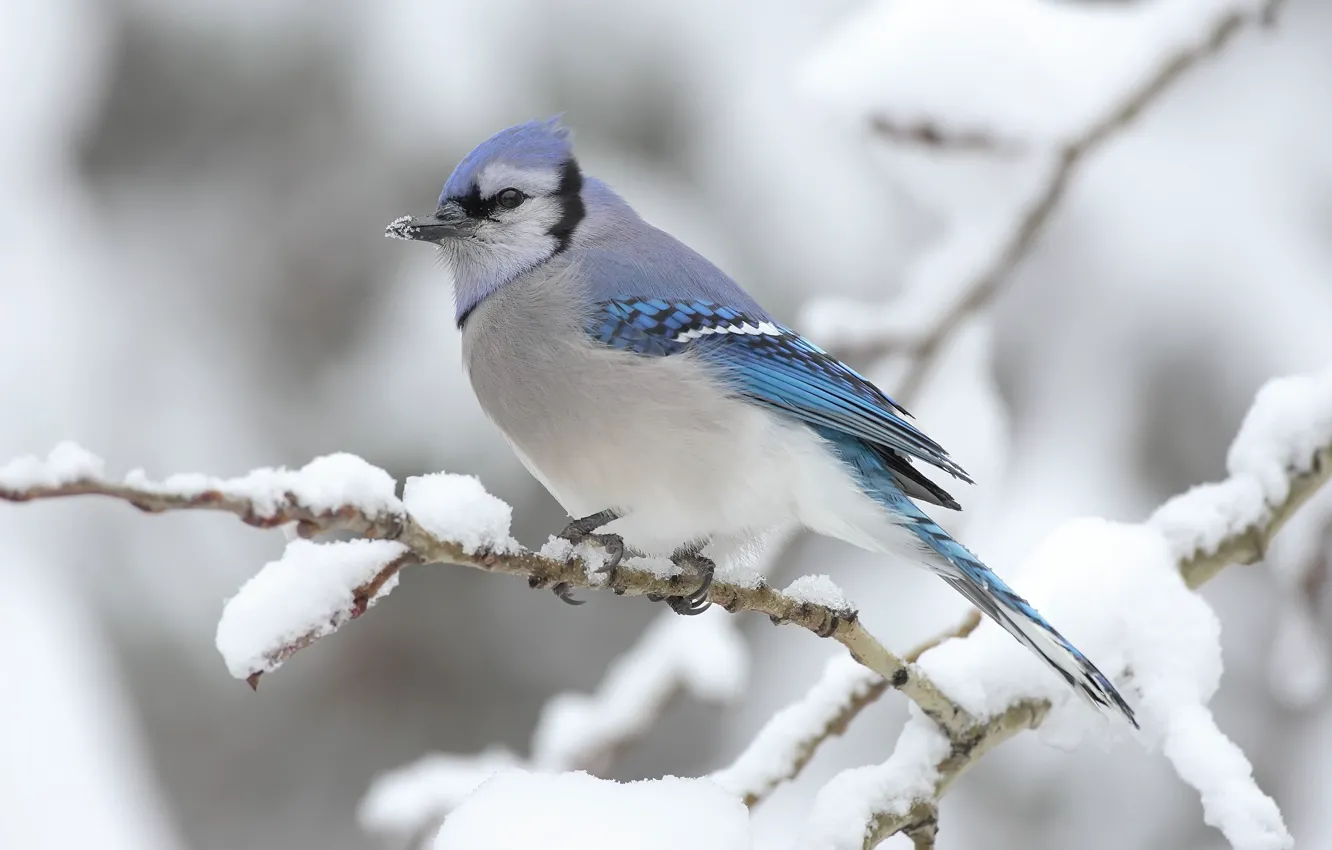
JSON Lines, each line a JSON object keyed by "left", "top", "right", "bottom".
{"left": 440, "top": 117, "right": 574, "bottom": 205}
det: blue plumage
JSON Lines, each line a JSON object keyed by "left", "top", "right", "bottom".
{"left": 390, "top": 118, "right": 1139, "bottom": 727}
{"left": 822, "top": 428, "right": 1136, "bottom": 722}
{"left": 589, "top": 298, "right": 971, "bottom": 484}
{"left": 589, "top": 296, "right": 1137, "bottom": 724}
{"left": 441, "top": 117, "right": 574, "bottom": 204}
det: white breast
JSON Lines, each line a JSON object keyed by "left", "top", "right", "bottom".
{"left": 460, "top": 265, "right": 897, "bottom": 556}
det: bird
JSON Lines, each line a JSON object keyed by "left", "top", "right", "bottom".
{"left": 386, "top": 117, "right": 1136, "bottom": 727}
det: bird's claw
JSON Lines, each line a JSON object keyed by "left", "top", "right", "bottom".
{"left": 558, "top": 510, "right": 625, "bottom": 572}
{"left": 552, "top": 582, "right": 584, "bottom": 606}
{"left": 586, "top": 533, "right": 626, "bottom": 572}
{"left": 666, "top": 550, "right": 714, "bottom": 616}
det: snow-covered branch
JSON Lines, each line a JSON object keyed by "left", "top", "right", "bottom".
{"left": 800, "top": 0, "right": 1285, "bottom": 402}
{"left": 4, "top": 357, "right": 1326, "bottom": 850}
{"left": 0, "top": 446, "right": 973, "bottom": 734}
{"left": 712, "top": 614, "right": 981, "bottom": 808}
{"left": 799, "top": 365, "right": 1332, "bottom": 850}
{"left": 727, "top": 383, "right": 1332, "bottom": 821}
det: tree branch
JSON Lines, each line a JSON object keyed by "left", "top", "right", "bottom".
{"left": 723, "top": 0, "right": 1290, "bottom": 812}
{"left": 809, "top": 0, "right": 1285, "bottom": 406}
{"left": 852, "top": 443, "right": 1332, "bottom": 847}
{"left": 1180, "top": 446, "right": 1332, "bottom": 589}
{"left": 864, "top": 700, "right": 1049, "bottom": 848}
{"left": 0, "top": 451, "right": 974, "bottom": 735}
{"left": 2, "top": 370, "right": 1321, "bottom": 850}
{"left": 715, "top": 612, "right": 982, "bottom": 807}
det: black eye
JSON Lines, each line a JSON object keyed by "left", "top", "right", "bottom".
{"left": 496, "top": 188, "right": 525, "bottom": 209}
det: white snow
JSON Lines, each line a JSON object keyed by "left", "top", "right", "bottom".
{"left": 799, "top": 363, "right": 1332, "bottom": 849}
{"left": 214, "top": 538, "right": 409, "bottom": 680}
{"left": 783, "top": 574, "right": 853, "bottom": 612}
{"left": 800, "top": 0, "right": 1271, "bottom": 147}
{"left": 431, "top": 770, "right": 751, "bottom": 850}
{"left": 538, "top": 535, "right": 576, "bottom": 562}
{"left": 804, "top": 517, "right": 1291, "bottom": 850}
{"left": 531, "top": 610, "right": 748, "bottom": 772}
{"left": 123, "top": 452, "right": 403, "bottom": 521}
{"left": 1152, "top": 365, "right": 1332, "bottom": 562}
{"left": 384, "top": 214, "right": 414, "bottom": 240}
{"left": 712, "top": 653, "right": 881, "bottom": 801}
{"left": 538, "top": 535, "right": 682, "bottom": 583}
{"left": 1163, "top": 703, "right": 1293, "bottom": 850}
{"left": 282, "top": 453, "right": 402, "bottom": 517}
{"left": 801, "top": 707, "right": 950, "bottom": 850}
{"left": 0, "top": 441, "right": 105, "bottom": 490}
{"left": 403, "top": 472, "right": 516, "bottom": 554}
{"left": 621, "top": 554, "right": 683, "bottom": 580}
{"left": 358, "top": 748, "right": 523, "bottom": 840}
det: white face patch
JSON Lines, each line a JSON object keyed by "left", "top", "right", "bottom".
{"left": 673, "top": 320, "right": 784, "bottom": 343}
{"left": 441, "top": 194, "right": 564, "bottom": 301}
{"left": 476, "top": 163, "right": 562, "bottom": 199}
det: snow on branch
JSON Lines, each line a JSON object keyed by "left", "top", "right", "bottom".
{"left": 359, "top": 748, "right": 524, "bottom": 846}
{"left": 427, "top": 770, "right": 752, "bottom": 850}
{"left": 531, "top": 608, "right": 749, "bottom": 773}
{"left": 712, "top": 614, "right": 981, "bottom": 808}
{"left": 359, "top": 532, "right": 801, "bottom": 844}
{"left": 795, "top": 363, "right": 1332, "bottom": 850}
{"left": 674, "top": 366, "right": 1332, "bottom": 848}
{"left": 1158, "top": 366, "right": 1332, "bottom": 587}
{"left": 4, "top": 314, "right": 1323, "bottom": 850}
{"left": 798, "top": 0, "right": 1285, "bottom": 401}
{"left": 361, "top": 605, "right": 754, "bottom": 846}
{"left": 0, "top": 446, "right": 973, "bottom": 736}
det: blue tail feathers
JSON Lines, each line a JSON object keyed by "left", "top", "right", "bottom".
{"left": 904, "top": 511, "right": 1138, "bottom": 728}
{"left": 820, "top": 427, "right": 1138, "bottom": 727}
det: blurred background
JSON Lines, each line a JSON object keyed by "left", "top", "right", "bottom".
{"left": 3, "top": 0, "right": 1332, "bottom": 848}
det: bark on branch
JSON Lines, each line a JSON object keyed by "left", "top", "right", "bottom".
{"left": 0, "top": 461, "right": 973, "bottom": 735}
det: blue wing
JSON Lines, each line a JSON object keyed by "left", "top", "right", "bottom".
{"left": 588, "top": 298, "right": 972, "bottom": 490}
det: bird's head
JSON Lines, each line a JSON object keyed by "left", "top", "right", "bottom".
{"left": 387, "top": 117, "right": 586, "bottom": 324}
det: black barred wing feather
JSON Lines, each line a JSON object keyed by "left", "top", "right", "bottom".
{"left": 588, "top": 298, "right": 972, "bottom": 484}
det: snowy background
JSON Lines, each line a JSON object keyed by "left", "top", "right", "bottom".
{"left": 3, "top": 0, "right": 1332, "bottom": 848}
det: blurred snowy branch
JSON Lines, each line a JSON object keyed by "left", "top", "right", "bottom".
{"left": 800, "top": 0, "right": 1286, "bottom": 402}
{"left": 529, "top": 605, "right": 751, "bottom": 774}
{"left": 360, "top": 607, "right": 753, "bottom": 846}
{"left": 712, "top": 614, "right": 981, "bottom": 808}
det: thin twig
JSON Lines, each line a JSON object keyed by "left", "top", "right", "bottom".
{"left": 827, "top": 0, "right": 1286, "bottom": 407}
{"left": 867, "top": 117, "right": 1020, "bottom": 154}
{"left": 1181, "top": 445, "right": 1331, "bottom": 589}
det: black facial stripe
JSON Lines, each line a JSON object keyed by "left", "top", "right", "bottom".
{"left": 453, "top": 185, "right": 496, "bottom": 219}
{"left": 549, "top": 158, "right": 585, "bottom": 254}
{"left": 446, "top": 158, "right": 584, "bottom": 249}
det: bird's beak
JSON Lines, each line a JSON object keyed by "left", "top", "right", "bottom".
{"left": 385, "top": 203, "right": 472, "bottom": 243}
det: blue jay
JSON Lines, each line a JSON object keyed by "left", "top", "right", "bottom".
{"left": 387, "top": 118, "right": 1136, "bottom": 726}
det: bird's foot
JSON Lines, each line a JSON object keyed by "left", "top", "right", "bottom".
{"left": 528, "top": 573, "right": 586, "bottom": 606}
{"left": 547, "top": 509, "right": 626, "bottom": 604}
{"left": 557, "top": 509, "right": 625, "bottom": 574}
{"left": 666, "top": 548, "right": 715, "bottom": 616}
{"left": 551, "top": 582, "right": 584, "bottom": 606}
